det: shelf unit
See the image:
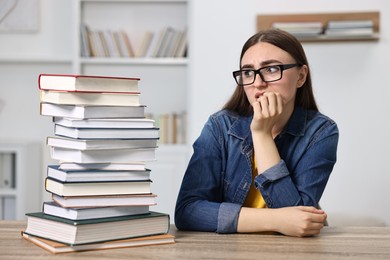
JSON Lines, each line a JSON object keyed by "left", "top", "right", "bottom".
{"left": 73, "top": 0, "right": 189, "bottom": 144}
{"left": 0, "top": 142, "right": 41, "bottom": 220}
{"left": 257, "top": 11, "right": 380, "bottom": 42}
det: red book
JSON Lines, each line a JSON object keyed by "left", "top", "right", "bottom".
{"left": 38, "top": 74, "right": 140, "bottom": 93}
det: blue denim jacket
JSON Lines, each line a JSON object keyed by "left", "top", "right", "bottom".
{"left": 175, "top": 106, "right": 339, "bottom": 234}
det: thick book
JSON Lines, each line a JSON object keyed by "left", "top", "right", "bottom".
{"left": 38, "top": 74, "right": 140, "bottom": 93}
{"left": 52, "top": 193, "right": 157, "bottom": 208}
{"left": 24, "top": 211, "right": 170, "bottom": 246}
{"left": 47, "top": 165, "right": 151, "bottom": 182}
{"left": 53, "top": 117, "right": 155, "bottom": 129}
{"left": 40, "top": 90, "right": 141, "bottom": 106}
{"left": 54, "top": 124, "right": 160, "bottom": 139}
{"left": 47, "top": 136, "right": 158, "bottom": 150}
{"left": 58, "top": 162, "right": 146, "bottom": 171}
{"left": 43, "top": 201, "right": 149, "bottom": 220}
{"left": 45, "top": 177, "right": 152, "bottom": 196}
{"left": 22, "top": 232, "right": 175, "bottom": 254}
{"left": 40, "top": 103, "right": 146, "bottom": 119}
{"left": 49, "top": 147, "right": 157, "bottom": 163}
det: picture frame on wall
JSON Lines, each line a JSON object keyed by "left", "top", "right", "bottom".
{"left": 0, "top": 0, "right": 39, "bottom": 33}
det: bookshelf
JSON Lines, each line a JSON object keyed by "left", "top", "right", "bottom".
{"left": 0, "top": 142, "right": 41, "bottom": 220}
{"left": 73, "top": 0, "right": 189, "bottom": 144}
{"left": 257, "top": 11, "right": 380, "bottom": 42}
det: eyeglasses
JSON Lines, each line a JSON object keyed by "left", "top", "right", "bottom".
{"left": 232, "top": 64, "right": 301, "bottom": 86}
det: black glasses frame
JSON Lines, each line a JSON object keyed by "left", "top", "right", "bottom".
{"left": 232, "top": 63, "right": 301, "bottom": 86}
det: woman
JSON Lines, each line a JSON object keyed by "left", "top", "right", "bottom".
{"left": 175, "top": 29, "right": 339, "bottom": 237}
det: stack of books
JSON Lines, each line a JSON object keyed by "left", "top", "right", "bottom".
{"left": 22, "top": 74, "right": 175, "bottom": 254}
{"left": 271, "top": 21, "right": 324, "bottom": 38}
{"left": 324, "top": 19, "right": 375, "bottom": 38}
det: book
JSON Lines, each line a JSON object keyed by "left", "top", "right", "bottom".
{"left": 54, "top": 125, "right": 160, "bottom": 139}
{"left": 53, "top": 117, "right": 155, "bottom": 129}
{"left": 43, "top": 201, "right": 149, "bottom": 220}
{"left": 24, "top": 211, "right": 170, "bottom": 245}
{"left": 327, "top": 19, "right": 374, "bottom": 29}
{"left": 40, "top": 103, "right": 146, "bottom": 119}
{"left": 22, "top": 232, "right": 175, "bottom": 254}
{"left": 58, "top": 162, "right": 147, "bottom": 171}
{"left": 50, "top": 147, "right": 156, "bottom": 163}
{"left": 40, "top": 90, "right": 141, "bottom": 106}
{"left": 52, "top": 193, "right": 157, "bottom": 208}
{"left": 47, "top": 136, "right": 158, "bottom": 150}
{"left": 38, "top": 74, "right": 140, "bottom": 93}
{"left": 135, "top": 31, "right": 154, "bottom": 57}
{"left": 47, "top": 165, "right": 151, "bottom": 182}
{"left": 45, "top": 177, "right": 152, "bottom": 196}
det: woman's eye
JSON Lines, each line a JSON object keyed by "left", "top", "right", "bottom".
{"left": 264, "top": 66, "right": 279, "bottom": 74}
{"left": 242, "top": 70, "right": 254, "bottom": 77}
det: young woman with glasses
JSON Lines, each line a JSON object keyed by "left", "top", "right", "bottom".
{"left": 175, "top": 29, "right": 339, "bottom": 237}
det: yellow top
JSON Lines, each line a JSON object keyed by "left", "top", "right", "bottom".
{"left": 243, "top": 155, "right": 267, "bottom": 208}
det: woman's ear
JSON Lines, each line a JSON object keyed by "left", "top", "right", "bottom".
{"left": 297, "top": 65, "right": 308, "bottom": 88}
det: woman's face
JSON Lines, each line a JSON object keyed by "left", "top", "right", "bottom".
{"left": 241, "top": 42, "right": 307, "bottom": 109}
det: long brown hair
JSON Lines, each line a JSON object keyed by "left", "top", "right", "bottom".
{"left": 223, "top": 29, "right": 318, "bottom": 116}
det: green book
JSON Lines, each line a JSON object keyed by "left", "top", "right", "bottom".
{"left": 24, "top": 211, "right": 170, "bottom": 246}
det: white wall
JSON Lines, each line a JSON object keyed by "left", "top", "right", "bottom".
{"left": 188, "top": 0, "right": 390, "bottom": 226}
{"left": 1, "top": 0, "right": 389, "bottom": 225}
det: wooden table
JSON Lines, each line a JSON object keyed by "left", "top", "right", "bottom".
{"left": 1, "top": 221, "right": 389, "bottom": 259}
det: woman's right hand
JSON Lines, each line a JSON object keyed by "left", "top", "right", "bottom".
{"left": 272, "top": 206, "right": 327, "bottom": 237}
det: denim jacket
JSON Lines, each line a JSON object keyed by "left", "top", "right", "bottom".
{"left": 175, "top": 106, "right": 339, "bottom": 234}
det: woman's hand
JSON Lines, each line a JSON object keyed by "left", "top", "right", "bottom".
{"left": 272, "top": 206, "right": 327, "bottom": 237}
{"left": 250, "top": 92, "right": 284, "bottom": 136}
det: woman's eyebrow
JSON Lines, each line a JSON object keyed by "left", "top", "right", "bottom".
{"left": 241, "top": 59, "right": 283, "bottom": 69}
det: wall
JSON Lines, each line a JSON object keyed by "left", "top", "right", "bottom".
{"left": 1, "top": 0, "right": 389, "bottom": 225}
{"left": 188, "top": 0, "right": 390, "bottom": 226}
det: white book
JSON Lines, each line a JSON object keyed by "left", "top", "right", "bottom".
{"left": 58, "top": 162, "right": 146, "bottom": 171}
{"left": 50, "top": 147, "right": 156, "bottom": 163}
{"left": 54, "top": 124, "right": 159, "bottom": 139}
{"left": 47, "top": 165, "right": 151, "bottom": 182}
{"left": 45, "top": 178, "right": 152, "bottom": 196}
{"left": 47, "top": 136, "right": 158, "bottom": 150}
{"left": 52, "top": 193, "right": 157, "bottom": 208}
{"left": 40, "top": 90, "right": 140, "bottom": 106}
{"left": 327, "top": 19, "right": 374, "bottom": 29}
{"left": 40, "top": 103, "right": 146, "bottom": 119}
{"left": 53, "top": 117, "right": 155, "bottom": 129}
{"left": 43, "top": 201, "right": 149, "bottom": 220}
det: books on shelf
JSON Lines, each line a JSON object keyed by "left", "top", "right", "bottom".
{"left": 272, "top": 22, "right": 323, "bottom": 37}
{"left": 24, "top": 211, "right": 170, "bottom": 246}
{"left": 54, "top": 124, "right": 159, "bottom": 139}
{"left": 45, "top": 178, "right": 152, "bottom": 197}
{"left": 40, "top": 90, "right": 141, "bottom": 106}
{"left": 154, "top": 111, "right": 187, "bottom": 144}
{"left": 22, "top": 232, "right": 175, "bottom": 254}
{"left": 52, "top": 193, "right": 157, "bottom": 208}
{"left": 47, "top": 165, "right": 151, "bottom": 182}
{"left": 135, "top": 31, "right": 154, "bottom": 57}
{"left": 49, "top": 146, "right": 157, "bottom": 163}
{"left": 43, "top": 201, "right": 149, "bottom": 220}
{"left": 47, "top": 136, "right": 158, "bottom": 150}
{"left": 38, "top": 74, "right": 140, "bottom": 93}
{"left": 325, "top": 19, "right": 375, "bottom": 38}
{"left": 40, "top": 103, "right": 146, "bottom": 119}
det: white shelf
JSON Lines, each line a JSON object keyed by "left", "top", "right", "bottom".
{"left": 0, "top": 56, "right": 72, "bottom": 64}
{"left": 79, "top": 57, "right": 188, "bottom": 66}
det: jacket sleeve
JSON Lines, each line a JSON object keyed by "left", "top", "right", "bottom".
{"left": 174, "top": 116, "right": 242, "bottom": 233}
{"left": 254, "top": 119, "right": 339, "bottom": 208}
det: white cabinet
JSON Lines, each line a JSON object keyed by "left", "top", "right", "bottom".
{"left": 0, "top": 142, "right": 41, "bottom": 220}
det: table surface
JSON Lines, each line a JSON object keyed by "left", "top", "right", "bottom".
{"left": 1, "top": 221, "right": 390, "bottom": 259}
